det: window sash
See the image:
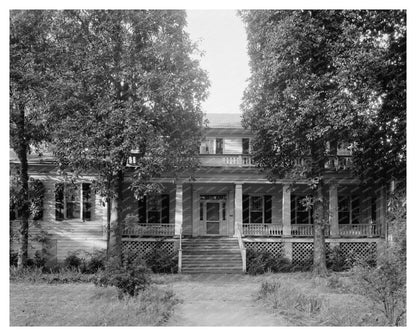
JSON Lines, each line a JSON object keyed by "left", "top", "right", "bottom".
{"left": 338, "top": 195, "right": 360, "bottom": 224}
{"left": 55, "top": 183, "right": 92, "bottom": 221}
{"left": 291, "top": 195, "right": 313, "bottom": 225}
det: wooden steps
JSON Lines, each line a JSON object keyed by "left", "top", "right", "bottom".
{"left": 181, "top": 238, "right": 243, "bottom": 274}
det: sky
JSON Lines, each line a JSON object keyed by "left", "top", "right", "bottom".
{"left": 185, "top": 10, "right": 250, "bottom": 115}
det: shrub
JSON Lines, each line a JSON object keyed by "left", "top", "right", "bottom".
{"left": 94, "top": 257, "right": 151, "bottom": 298}
{"left": 246, "top": 249, "right": 292, "bottom": 274}
{"left": 86, "top": 250, "right": 106, "bottom": 273}
{"left": 145, "top": 248, "right": 178, "bottom": 274}
{"left": 64, "top": 253, "right": 84, "bottom": 270}
{"left": 10, "top": 251, "right": 18, "bottom": 267}
{"left": 326, "top": 246, "right": 349, "bottom": 272}
{"left": 10, "top": 265, "right": 96, "bottom": 283}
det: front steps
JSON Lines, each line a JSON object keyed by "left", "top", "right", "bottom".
{"left": 181, "top": 237, "right": 243, "bottom": 274}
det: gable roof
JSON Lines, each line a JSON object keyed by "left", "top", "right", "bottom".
{"left": 205, "top": 113, "right": 243, "bottom": 129}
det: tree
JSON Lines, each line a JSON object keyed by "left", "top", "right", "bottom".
{"left": 47, "top": 10, "right": 208, "bottom": 261}
{"left": 10, "top": 11, "right": 55, "bottom": 268}
{"left": 240, "top": 10, "right": 405, "bottom": 274}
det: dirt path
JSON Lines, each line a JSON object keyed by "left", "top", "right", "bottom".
{"left": 162, "top": 274, "right": 292, "bottom": 326}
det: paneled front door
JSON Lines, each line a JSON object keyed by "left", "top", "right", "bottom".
{"left": 206, "top": 202, "right": 220, "bottom": 235}
{"left": 200, "top": 195, "right": 227, "bottom": 236}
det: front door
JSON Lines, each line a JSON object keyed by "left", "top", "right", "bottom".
{"left": 200, "top": 196, "right": 227, "bottom": 236}
{"left": 206, "top": 202, "right": 220, "bottom": 235}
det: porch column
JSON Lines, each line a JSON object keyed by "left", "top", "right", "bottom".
{"left": 174, "top": 183, "right": 183, "bottom": 237}
{"left": 234, "top": 183, "right": 243, "bottom": 236}
{"left": 282, "top": 184, "right": 291, "bottom": 236}
{"left": 329, "top": 183, "right": 339, "bottom": 237}
{"left": 376, "top": 186, "right": 387, "bottom": 239}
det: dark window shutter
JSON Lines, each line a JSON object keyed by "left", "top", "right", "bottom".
{"left": 243, "top": 194, "right": 250, "bottom": 223}
{"left": 264, "top": 195, "right": 272, "bottom": 223}
{"left": 55, "top": 183, "right": 64, "bottom": 221}
{"left": 291, "top": 195, "right": 296, "bottom": 224}
{"left": 161, "top": 194, "right": 170, "bottom": 223}
{"left": 138, "top": 196, "right": 146, "bottom": 223}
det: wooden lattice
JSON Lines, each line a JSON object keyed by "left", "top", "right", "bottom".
{"left": 339, "top": 242, "right": 377, "bottom": 265}
{"left": 244, "top": 242, "right": 283, "bottom": 258}
{"left": 121, "top": 241, "right": 175, "bottom": 261}
{"left": 292, "top": 242, "right": 330, "bottom": 265}
{"left": 292, "top": 243, "right": 314, "bottom": 265}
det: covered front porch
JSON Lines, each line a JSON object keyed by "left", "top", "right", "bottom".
{"left": 121, "top": 180, "right": 387, "bottom": 240}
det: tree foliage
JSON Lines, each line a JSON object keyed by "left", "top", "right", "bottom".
{"left": 43, "top": 10, "right": 209, "bottom": 260}
{"left": 240, "top": 10, "right": 406, "bottom": 274}
{"left": 10, "top": 10, "right": 56, "bottom": 267}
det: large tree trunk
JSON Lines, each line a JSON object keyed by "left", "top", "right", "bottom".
{"left": 313, "top": 180, "right": 327, "bottom": 275}
{"left": 106, "top": 196, "right": 111, "bottom": 260}
{"left": 114, "top": 169, "right": 124, "bottom": 264}
{"left": 311, "top": 144, "right": 328, "bottom": 275}
{"left": 16, "top": 103, "right": 30, "bottom": 269}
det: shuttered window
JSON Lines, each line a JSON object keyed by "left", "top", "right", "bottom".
{"left": 291, "top": 195, "right": 313, "bottom": 225}
{"left": 138, "top": 194, "right": 170, "bottom": 224}
{"left": 55, "top": 183, "right": 92, "bottom": 221}
{"left": 242, "top": 195, "right": 272, "bottom": 224}
{"left": 338, "top": 195, "right": 360, "bottom": 224}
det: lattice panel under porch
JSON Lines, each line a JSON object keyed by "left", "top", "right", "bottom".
{"left": 292, "top": 242, "right": 330, "bottom": 265}
{"left": 122, "top": 241, "right": 175, "bottom": 261}
{"left": 244, "top": 242, "right": 284, "bottom": 258}
{"left": 339, "top": 242, "right": 377, "bottom": 265}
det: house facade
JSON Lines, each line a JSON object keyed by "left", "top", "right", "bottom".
{"left": 10, "top": 113, "right": 387, "bottom": 272}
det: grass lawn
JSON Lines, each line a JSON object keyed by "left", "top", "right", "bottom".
{"left": 10, "top": 282, "right": 179, "bottom": 326}
{"left": 255, "top": 272, "right": 386, "bottom": 326}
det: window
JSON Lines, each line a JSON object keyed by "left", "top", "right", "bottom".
{"left": 55, "top": 183, "right": 92, "bottom": 221}
{"left": 216, "top": 138, "right": 223, "bottom": 154}
{"left": 338, "top": 195, "right": 360, "bottom": 224}
{"left": 242, "top": 138, "right": 250, "bottom": 154}
{"left": 243, "top": 195, "right": 272, "bottom": 224}
{"left": 138, "top": 194, "right": 169, "bottom": 224}
{"left": 10, "top": 180, "right": 44, "bottom": 221}
{"left": 291, "top": 195, "right": 313, "bottom": 224}
{"left": 200, "top": 139, "right": 215, "bottom": 154}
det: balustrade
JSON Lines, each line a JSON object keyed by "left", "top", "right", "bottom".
{"left": 242, "top": 223, "right": 283, "bottom": 236}
{"left": 123, "top": 223, "right": 175, "bottom": 237}
{"left": 339, "top": 223, "right": 381, "bottom": 237}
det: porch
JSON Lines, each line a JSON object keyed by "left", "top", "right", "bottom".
{"left": 121, "top": 181, "right": 386, "bottom": 240}
{"left": 122, "top": 222, "right": 382, "bottom": 238}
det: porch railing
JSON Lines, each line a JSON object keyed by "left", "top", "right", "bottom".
{"left": 291, "top": 224, "right": 330, "bottom": 237}
{"left": 242, "top": 223, "right": 283, "bottom": 236}
{"left": 199, "top": 154, "right": 253, "bottom": 167}
{"left": 123, "top": 223, "right": 175, "bottom": 237}
{"left": 339, "top": 223, "right": 381, "bottom": 237}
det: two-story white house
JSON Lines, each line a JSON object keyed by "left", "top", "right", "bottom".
{"left": 10, "top": 113, "right": 387, "bottom": 273}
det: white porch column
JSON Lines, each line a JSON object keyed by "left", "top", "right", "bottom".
{"left": 329, "top": 183, "right": 339, "bottom": 237}
{"left": 174, "top": 183, "right": 183, "bottom": 237}
{"left": 234, "top": 183, "right": 243, "bottom": 236}
{"left": 376, "top": 186, "right": 387, "bottom": 239}
{"left": 282, "top": 184, "right": 291, "bottom": 236}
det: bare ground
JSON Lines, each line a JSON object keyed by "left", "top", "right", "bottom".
{"left": 160, "top": 274, "right": 292, "bottom": 326}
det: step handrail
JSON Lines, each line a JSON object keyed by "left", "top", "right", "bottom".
{"left": 178, "top": 227, "right": 182, "bottom": 273}
{"left": 236, "top": 226, "right": 247, "bottom": 273}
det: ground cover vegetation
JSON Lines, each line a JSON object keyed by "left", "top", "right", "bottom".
{"left": 10, "top": 282, "right": 179, "bottom": 326}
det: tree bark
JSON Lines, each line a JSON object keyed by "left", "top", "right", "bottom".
{"left": 311, "top": 143, "right": 328, "bottom": 275}
{"left": 114, "top": 169, "right": 124, "bottom": 264}
{"left": 313, "top": 180, "right": 327, "bottom": 275}
{"left": 106, "top": 196, "right": 111, "bottom": 261}
{"left": 16, "top": 102, "right": 30, "bottom": 269}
